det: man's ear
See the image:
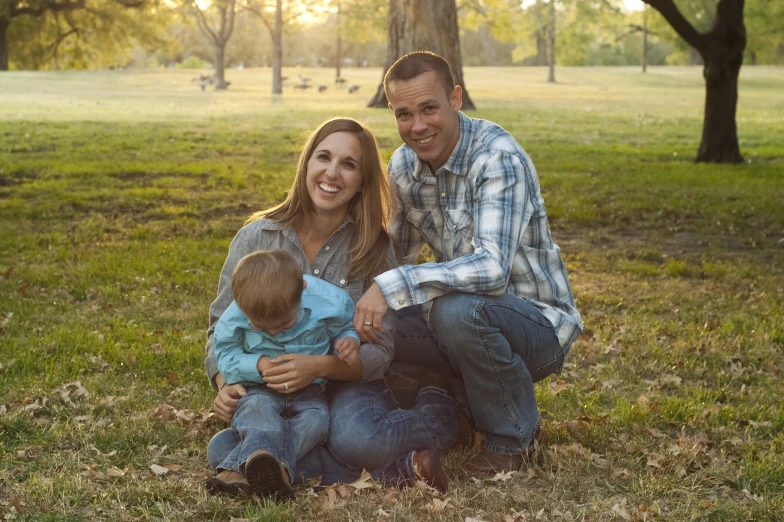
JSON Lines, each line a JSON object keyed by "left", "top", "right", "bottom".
{"left": 451, "top": 85, "right": 463, "bottom": 111}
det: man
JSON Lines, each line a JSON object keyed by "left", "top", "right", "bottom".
{"left": 354, "top": 51, "right": 582, "bottom": 473}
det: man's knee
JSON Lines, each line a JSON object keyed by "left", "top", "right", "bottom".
{"left": 428, "top": 293, "right": 480, "bottom": 338}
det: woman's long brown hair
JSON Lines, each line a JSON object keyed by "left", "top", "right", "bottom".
{"left": 246, "top": 118, "right": 394, "bottom": 282}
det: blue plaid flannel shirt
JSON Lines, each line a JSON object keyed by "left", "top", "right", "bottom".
{"left": 375, "top": 112, "right": 583, "bottom": 351}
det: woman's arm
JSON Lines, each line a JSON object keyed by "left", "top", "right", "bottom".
{"left": 263, "top": 353, "right": 362, "bottom": 394}
{"left": 205, "top": 226, "right": 259, "bottom": 389}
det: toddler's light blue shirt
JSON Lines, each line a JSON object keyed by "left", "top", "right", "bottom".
{"left": 214, "top": 275, "right": 360, "bottom": 386}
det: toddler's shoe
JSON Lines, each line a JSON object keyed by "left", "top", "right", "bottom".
{"left": 206, "top": 469, "right": 252, "bottom": 497}
{"left": 244, "top": 450, "right": 295, "bottom": 500}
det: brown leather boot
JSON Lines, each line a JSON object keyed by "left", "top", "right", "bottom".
{"left": 206, "top": 469, "right": 252, "bottom": 496}
{"left": 467, "top": 426, "right": 542, "bottom": 474}
{"left": 413, "top": 448, "right": 448, "bottom": 492}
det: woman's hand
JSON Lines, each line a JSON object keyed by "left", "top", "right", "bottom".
{"left": 263, "top": 354, "right": 324, "bottom": 394}
{"left": 354, "top": 282, "right": 388, "bottom": 344}
{"left": 214, "top": 382, "right": 246, "bottom": 423}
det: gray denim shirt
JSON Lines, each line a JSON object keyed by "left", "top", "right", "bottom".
{"left": 205, "top": 215, "right": 396, "bottom": 390}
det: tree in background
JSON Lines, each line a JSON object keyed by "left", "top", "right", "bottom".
{"left": 243, "top": 0, "right": 321, "bottom": 94}
{"left": 190, "top": 0, "right": 236, "bottom": 89}
{"left": 644, "top": 0, "right": 745, "bottom": 162}
{"left": 0, "top": 0, "right": 165, "bottom": 71}
{"left": 367, "top": 0, "right": 475, "bottom": 109}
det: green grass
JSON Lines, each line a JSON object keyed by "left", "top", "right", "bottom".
{"left": 1, "top": 65, "right": 783, "bottom": 521}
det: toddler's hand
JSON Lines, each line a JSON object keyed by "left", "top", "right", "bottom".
{"left": 335, "top": 337, "right": 360, "bottom": 365}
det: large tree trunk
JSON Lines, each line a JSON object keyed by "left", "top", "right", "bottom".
{"left": 644, "top": 0, "right": 745, "bottom": 163}
{"left": 214, "top": 43, "right": 229, "bottom": 89}
{"left": 368, "top": 0, "right": 475, "bottom": 110}
{"left": 272, "top": 0, "right": 282, "bottom": 94}
{"left": 697, "top": 29, "right": 745, "bottom": 161}
{"left": 0, "top": 18, "right": 8, "bottom": 71}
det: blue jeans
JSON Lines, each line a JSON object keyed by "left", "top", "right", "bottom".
{"left": 216, "top": 384, "right": 328, "bottom": 479}
{"left": 394, "top": 293, "right": 564, "bottom": 455}
{"left": 208, "top": 380, "right": 459, "bottom": 486}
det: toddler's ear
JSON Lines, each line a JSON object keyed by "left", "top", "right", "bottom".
{"left": 302, "top": 278, "right": 307, "bottom": 290}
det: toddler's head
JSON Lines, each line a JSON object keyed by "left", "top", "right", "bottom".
{"left": 232, "top": 250, "right": 304, "bottom": 335}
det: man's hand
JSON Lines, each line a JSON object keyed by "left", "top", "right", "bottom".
{"left": 214, "top": 382, "right": 246, "bottom": 423}
{"left": 335, "top": 337, "right": 360, "bottom": 366}
{"left": 354, "top": 282, "right": 388, "bottom": 344}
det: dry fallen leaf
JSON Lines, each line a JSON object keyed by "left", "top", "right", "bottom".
{"left": 149, "top": 464, "right": 169, "bottom": 476}
{"left": 489, "top": 470, "right": 516, "bottom": 482}
{"left": 611, "top": 502, "right": 631, "bottom": 520}
{"left": 106, "top": 466, "right": 126, "bottom": 478}
{"left": 347, "top": 470, "right": 376, "bottom": 490}
{"left": 382, "top": 489, "right": 398, "bottom": 505}
{"left": 337, "top": 485, "right": 352, "bottom": 499}
{"left": 426, "top": 498, "right": 452, "bottom": 513}
{"left": 549, "top": 380, "right": 569, "bottom": 395}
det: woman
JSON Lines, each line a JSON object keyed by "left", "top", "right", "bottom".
{"left": 204, "top": 118, "right": 459, "bottom": 494}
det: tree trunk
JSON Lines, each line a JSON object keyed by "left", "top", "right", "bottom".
{"left": 368, "top": 0, "right": 475, "bottom": 110}
{"left": 697, "top": 33, "right": 745, "bottom": 162}
{"left": 478, "top": 23, "right": 497, "bottom": 66}
{"left": 336, "top": 0, "right": 342, "bottom": 79}
{"left": 214, "top": 43, "right": 229, "bottom": 89}
{"left": 272, "top": 0, "right": 283, "bottom": 94}
{"left": 642, "top": 6, "right": 648, "bottom": 73}
{"left": 0, "top": 18, "right": 8, "bottom": 71}
{"left": 547, "top": 1, "right": 555, "bottom": 83}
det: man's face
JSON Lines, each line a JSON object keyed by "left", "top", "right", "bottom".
{"left": 387, "top": 71, "right": 462, "bottom": 172}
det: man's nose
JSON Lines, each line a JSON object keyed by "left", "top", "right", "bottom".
{"left": 412, "top": 113, "right": 427, "bottom": 133}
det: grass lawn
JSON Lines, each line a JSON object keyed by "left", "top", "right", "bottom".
{"left": 1, "top": 65, "right": 783, "bottom": 521}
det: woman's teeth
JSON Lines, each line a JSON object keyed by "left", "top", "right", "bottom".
{"left": 318, "top": 183, "right": 339, "bottom": 193}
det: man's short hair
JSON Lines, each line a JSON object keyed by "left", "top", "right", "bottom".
{"left": 231, "top": 250, "right": 304, "bottom": 323}
{"left": 383, "top": 51, "right": 456, "bottom": 99}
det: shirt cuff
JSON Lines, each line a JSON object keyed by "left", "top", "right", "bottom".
{"left": 233, "top": 354, "right": 265, "bottom": 385}
{"left": 374, "top": 268, "right": 414, "bottom": 310}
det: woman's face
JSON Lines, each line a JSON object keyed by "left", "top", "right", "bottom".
{"left": 305, "top": 131, "right": 364, "bottom": 218}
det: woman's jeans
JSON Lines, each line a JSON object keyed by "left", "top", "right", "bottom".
{"left": 216, "top": 384, "right": 328, "bottom": 479}
{"left": 207, "top": 380, "right": 459, "bottom": 486}
{"left": 394, "top": 292, "right": 565, "bottom": 455}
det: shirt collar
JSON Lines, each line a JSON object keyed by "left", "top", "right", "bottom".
{"left": 280, "top": 213, "right": 355, "bottom": 244}
{"left": 411, "top": 111, "right": 474, "bottom": 180}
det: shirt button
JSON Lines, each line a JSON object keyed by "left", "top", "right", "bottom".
{"left": 440, "top": 192, "right": 446, "bottom": 198}
{"left": 398, "top": 299, "right": 405, "bottom": 305}
{"left": 339, "top": 279, "right": 346, "bottom": 285}
{"left": 313, "top": 269, "right": 320, "bottom": 275}
{"left": 325, "top": 246, "right": 330, "bottom": 251}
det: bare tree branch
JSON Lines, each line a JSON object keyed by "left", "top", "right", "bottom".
{"left": 191, "top": 0, "right": 219, "bottom": 43}
{"left": 643, "top": 0, "right": 708, "bottom": 55}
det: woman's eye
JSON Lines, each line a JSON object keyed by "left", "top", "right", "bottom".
{"left": 318, "top": 153, "right": 330, "bottom": 160}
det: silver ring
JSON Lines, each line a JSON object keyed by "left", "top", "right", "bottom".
{"left": 363, "top": 321, "right": 372, "bottom": 326}
{"left": 284, "top": 382, "right": 289, "bottom": 390}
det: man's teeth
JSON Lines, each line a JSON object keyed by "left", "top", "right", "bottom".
{"left": 318, "top": 183, "right": 339, "bottom": 193}
{"left": 416, "top": 136, "right": 434, "bottom": 145}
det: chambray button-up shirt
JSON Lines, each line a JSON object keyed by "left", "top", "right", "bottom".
{"left": 376, "top": 111, "right": 583, "bottom": 352}
{"left": 214, "top": 275, "right": 361, "bottom": 386}
{"left": 205, "top": 216, "right": 396, "bottom": 389}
